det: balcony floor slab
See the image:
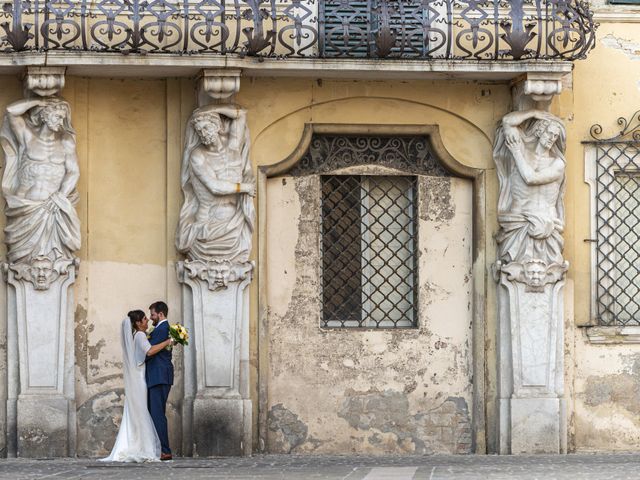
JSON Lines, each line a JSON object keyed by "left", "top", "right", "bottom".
{"left": 0, "top": 52, "right": 572, "bottom": 82}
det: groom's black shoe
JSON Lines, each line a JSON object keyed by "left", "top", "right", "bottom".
{"left": 160, "top": 453, "right": 173, "bottom": 461}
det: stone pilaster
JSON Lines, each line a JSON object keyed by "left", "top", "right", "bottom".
{"left": 495, "top": 74, "right": 568, "bottom": 454}
{"left": 177, "top": 260, "right": 253, "bottom": 456}
{"left": 1, "top": 67, "right": 80, "bottom": 457}
{"left": 177, "top": 68, "right": 254, "bottom": 456}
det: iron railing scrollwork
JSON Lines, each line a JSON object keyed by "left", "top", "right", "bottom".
{"left": 1, "top": 0, "right": 597, "bottom": 60}
{"left": 586, "top": 111, "right": 640, "bottom": 326}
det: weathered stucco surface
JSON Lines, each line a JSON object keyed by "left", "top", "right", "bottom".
{"left": 265, "top": 173, "right": 473, "bottom": 454}
{"left": 1, "top": 35, "right": 639, "bottom": 453}
{"left": 566, "top": 15, "right": 640, "bottom": 452}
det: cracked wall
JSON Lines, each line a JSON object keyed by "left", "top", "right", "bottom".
{"left": 265, "top": 172, "right": 473, "bottom": 454}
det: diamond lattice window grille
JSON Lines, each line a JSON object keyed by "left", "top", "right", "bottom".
{"left": 595, "top": 143, "right": 640, "bottom": 326}
{"left": 321, "top": 175, "right": 417, "bottom": 328}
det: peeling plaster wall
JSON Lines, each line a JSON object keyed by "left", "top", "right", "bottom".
{"left": 265, "top": 173, "right": 474, "bottom": 454}
{"left": 565, "top": 8, "right": 640, "bottom": 452}
{"left": 0, "top": 74, "right": 504, "bottom": 456}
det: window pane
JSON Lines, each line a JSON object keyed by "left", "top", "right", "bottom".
{"left": 322, "top": 176, "right": 363, "bottom": 327}
{"left": 607, "top": 172, "right": 640, "bottom": 324}
{"left": 322, "top": 175, "right": 417, "bottom": 328}
{"left": 595, "top": 142, "right": 640, "bottom": 326}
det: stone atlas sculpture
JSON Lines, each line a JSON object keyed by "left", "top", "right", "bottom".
{"left": 494, "top": 108, "right": 569, "bottom": 454}
{"left": 176, "top": 104, "right": 255, "bottom": 265}
{"left": 494, "top": 109, "right": 566, "bottom": 269}
{"left": 176, "top": 101, "right": 255, "bottom": 456}
{"left": 1, "top": 70, "right": 80, "bottom": 457}
{"left": 1, "top": 97, "right": 80, "bottom": 285}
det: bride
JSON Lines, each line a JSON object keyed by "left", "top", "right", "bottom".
{"left": 101, "top": 310, "right": 173, "bottom": 462}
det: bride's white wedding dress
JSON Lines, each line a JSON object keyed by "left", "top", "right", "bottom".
{"left": 100, "top": 319, "right": 161, "bottom": 462}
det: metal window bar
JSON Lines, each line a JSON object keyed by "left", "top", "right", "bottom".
{"left": 594, "top": 143, "right": 640, "bottom": 325}
{"left": 321, "top": 175, "right": 417, "bottom": 328}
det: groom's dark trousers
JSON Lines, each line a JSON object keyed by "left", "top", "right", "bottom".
{"left": 146, "top": 320, "right": 174, "bottom": 455}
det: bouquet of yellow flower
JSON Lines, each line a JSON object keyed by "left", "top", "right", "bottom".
{"left": 169, "top": 323, "right": 189, "bottom": 346}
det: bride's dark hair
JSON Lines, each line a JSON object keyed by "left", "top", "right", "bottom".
{"left": 128, "top": 310, "right": 145, "bottom": 331}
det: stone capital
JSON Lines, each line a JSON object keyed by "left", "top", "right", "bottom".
{"left": 23, "top": 66, "right": 66, "bottom": 97}
{"left": 197, "top": 69, "right": 242, "bottom": 106}
{"left": 511, "top": 72, "right": 566, "bottom": 112}
{"left": 3, "top": 256, "right": 79, "bottom": 291}
{"left": 177, "top": 259, "right": 253, "bottom": 291}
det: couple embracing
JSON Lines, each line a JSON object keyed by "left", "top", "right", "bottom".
{"left": 101, "top": 301, "right": 175, "bottom": 462}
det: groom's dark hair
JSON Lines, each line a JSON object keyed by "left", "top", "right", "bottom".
{"left": 149, "top": 301, "right": 168, "bottom": 317}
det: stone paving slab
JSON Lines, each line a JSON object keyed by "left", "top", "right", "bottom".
{"left": 2, "top": 454, "right": 640, "bottom": 480}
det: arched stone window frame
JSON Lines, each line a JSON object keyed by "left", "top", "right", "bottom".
{"left": 256, "top": 123, "right": 489, "bottom": 452}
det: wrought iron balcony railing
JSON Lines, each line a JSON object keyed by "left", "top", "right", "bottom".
{"left": 0, "top": 0, "right": 597, "bottom": 61}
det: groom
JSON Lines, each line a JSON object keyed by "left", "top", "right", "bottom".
{"left": 147, "top": 301, "right": 174, "bottom": 460}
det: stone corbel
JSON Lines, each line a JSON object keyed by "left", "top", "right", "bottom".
{"left": 23, "top": 66, "right": 66, "bottom": 98}
{"left": 511, "top": 72, "right": 565, "bottom": 112}
{"left": 196, "top": 69, "right": 242, "bottom": 106}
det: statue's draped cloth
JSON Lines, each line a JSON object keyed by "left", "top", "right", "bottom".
{"left": 176, "top": 105, "right": 255, "bottom": 264}
{"left": 493, "top": 118, "right": 566, "bottom": 265}
{"left": 0, "top": 107, "right": 80, "bottom": 264}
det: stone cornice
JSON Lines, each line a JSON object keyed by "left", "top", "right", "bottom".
{"left": 0, "top": 53, "right": 573, "bottom": 81}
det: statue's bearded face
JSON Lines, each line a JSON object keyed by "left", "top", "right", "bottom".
{"left": 41, "top": 105, "right": 66, "bottom": 132}
{"left": 194, "top": 115, "right": 222, "bottom": 147}
{"left": 536, "top": 122, "right": 561, "bottom": 151}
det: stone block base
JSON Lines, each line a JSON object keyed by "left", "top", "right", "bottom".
{"left": 17, "top": 396, "right": 71, "bottom": 457}
{"left": 511, "top": 397, "right": 563, "bottom": 454}
{"left": 193, "top": 397, "right": 252, "bottom": 457}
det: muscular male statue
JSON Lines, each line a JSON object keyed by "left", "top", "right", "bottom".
{"left": 176, "top": 105, "right": 255, "bottom": 264}
{"left": 0, "top": 98, "right": 81, "bottom": 264}
{"left": 493, "top": 110, "right": 566, "bottom": 265}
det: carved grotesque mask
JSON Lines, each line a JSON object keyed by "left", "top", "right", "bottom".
{"left": 524, "top": 260, "right": 546, "bottom": 288}
{"left": 31, "top": 257, "right": 55, "bottom": 290}
{"left": 208, "top": 263, "right": 231, "bottom": 290}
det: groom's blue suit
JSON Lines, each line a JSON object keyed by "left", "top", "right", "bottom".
{"left": 146, "top": 320, "right": 173, "bottom": 455}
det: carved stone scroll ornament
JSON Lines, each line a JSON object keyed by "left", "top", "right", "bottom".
{"left": 178, "top": 259, "right": 253, "bottom": 291}
{"left": 175, "top": 104, "right": 255, "bottom": 266}
{"left": 496, "top": 259, "right": 569, "bottom": 293}
{"left": 0, "top": 97, "right": 81, "bottom": 289}
{"left": 4, "top": 255, "right": 79, "bottom": 291}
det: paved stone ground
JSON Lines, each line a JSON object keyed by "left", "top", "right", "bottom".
{"left": 2, "top": 454, "right": 640, "bottom": 480}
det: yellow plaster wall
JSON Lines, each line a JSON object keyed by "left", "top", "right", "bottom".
{"left": 565, "top": 19, "right": 640, "bottom": 452}
{"left": 25, "top": 62, "right": 640, "bottom": 457}
{"left": 0, "top": 73, "right": 509, "bottom": 455}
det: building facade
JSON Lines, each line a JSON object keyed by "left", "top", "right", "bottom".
{"left": 0, "top": 0, "right": 638, "bottom": 458}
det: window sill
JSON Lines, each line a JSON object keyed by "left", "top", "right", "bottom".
{"left": 585, "top": 326, "right": 640, "bottom": 344}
